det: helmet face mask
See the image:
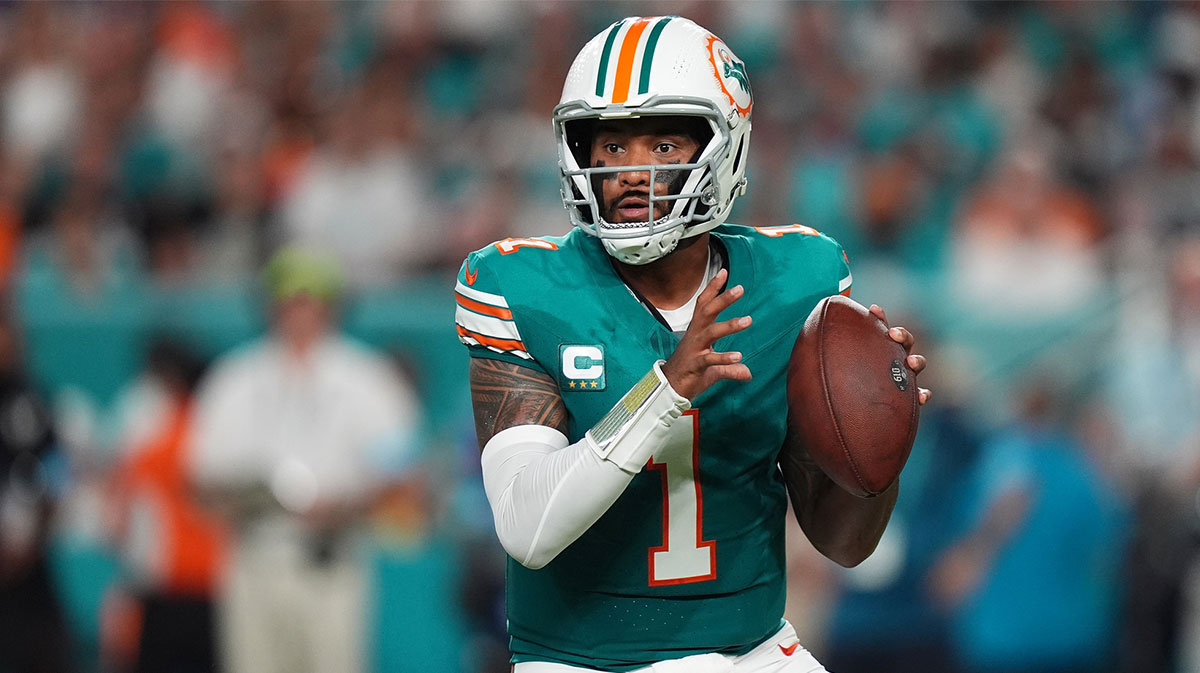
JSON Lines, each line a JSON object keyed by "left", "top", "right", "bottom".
{"left": 557, "top": 100, "right": 724, "bottom": 232}
{"left": 554, "top": 17, "right": 752, "bottom": 265}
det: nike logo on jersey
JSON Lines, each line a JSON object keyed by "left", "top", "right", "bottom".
{"left": 464, "top": 262, "right": 479, "bottom": 286}
{"left": 779, "top": 642, "right": 799, "bottom": 656}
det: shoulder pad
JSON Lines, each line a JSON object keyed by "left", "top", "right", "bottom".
{"left": 454, "top": 235, "right": 570, "bottom": 366}
{"left": 738, "top": 223, "right": 853, "bottom": 297}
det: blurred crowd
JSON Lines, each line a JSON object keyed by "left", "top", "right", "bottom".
{"left": 0, "top": 2, "right": 1198, "bottom": 673}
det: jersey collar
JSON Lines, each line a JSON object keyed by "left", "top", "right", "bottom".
{"left": 584, "top": 227, "right": 753, "bottom": 347}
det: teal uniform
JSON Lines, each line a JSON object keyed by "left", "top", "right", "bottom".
{"left": 455, "top": 223, "right": 851, "bottom": 670}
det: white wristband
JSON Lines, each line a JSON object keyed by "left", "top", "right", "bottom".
{"left": 584, "top": 361, "right": 691, "bottom": 474}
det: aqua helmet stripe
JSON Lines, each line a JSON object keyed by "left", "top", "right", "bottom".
{"left": 595, "top": 20, "right": 626, "bottom": 97}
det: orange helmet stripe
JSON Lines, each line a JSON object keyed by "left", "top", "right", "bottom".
{"left": 612, "top": 18, "right": 651, "bottom": 104}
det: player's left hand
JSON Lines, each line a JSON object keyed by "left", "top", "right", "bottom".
{"left": 869, "top": 304, "right": 931, "bottom": 405}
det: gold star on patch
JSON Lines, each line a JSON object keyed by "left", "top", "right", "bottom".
{"left": 568, "top": 381, "right": 576, "bottom": 388}
{"left": 590, "top": 381, "right": 598, "bottom": 388}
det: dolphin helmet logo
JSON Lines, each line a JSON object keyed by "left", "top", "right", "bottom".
{"left": 719, "top": 48, "right": 750, "bottom": 94}
{"left": 706, "top": 35, "right": 752, "bottom": 117}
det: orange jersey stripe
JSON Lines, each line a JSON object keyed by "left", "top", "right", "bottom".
{"left": 457, "top": 325, "right": 526, "bottom": 353}
{"left": 456, "top": 293, "right": 514, "bottom": 320}
{"left": 612, "top": 18, "right": 651, "bottom": 104}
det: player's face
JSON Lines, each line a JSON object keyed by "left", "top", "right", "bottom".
{"left": 590, "top": 118, "right": 701, "bottom": 224}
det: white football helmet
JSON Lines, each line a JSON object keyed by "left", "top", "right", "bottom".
{"left": 554, "top": 16, "right": 753, "bottom": 265}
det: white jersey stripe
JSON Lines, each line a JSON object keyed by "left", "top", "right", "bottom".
{"left": 456, "top": 306, "right": 523, "bottom": 342}
{"left": 455, "top": 282, "right": 510, "bottom": 309}
{"left": 458, "top": 332, "right": 533, "bottom": 360}
{"left": 838, "top": 272, "right": 853, "bottom": 293}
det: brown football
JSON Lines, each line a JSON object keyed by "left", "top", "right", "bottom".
{"left": 783, "top": 295, "right": 919, "bottom": 497}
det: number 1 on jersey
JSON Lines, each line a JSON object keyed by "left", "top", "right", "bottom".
{"left": 646, "top": 410, "right": 716, "bottom": 586}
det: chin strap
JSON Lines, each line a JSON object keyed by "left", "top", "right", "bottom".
{"left": 602, "top": 227, "right": 684, "bottom": 265}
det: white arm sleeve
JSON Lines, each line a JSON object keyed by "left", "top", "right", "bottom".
{"left": 481, "top": 425, "right": 631, "bottom": 569}
{"left": 480, "top": 363, "right": 690, "bottom": 569}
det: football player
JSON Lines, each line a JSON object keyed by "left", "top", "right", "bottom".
{"left": 456, "top": 15, "right": 930, "bottom": 672}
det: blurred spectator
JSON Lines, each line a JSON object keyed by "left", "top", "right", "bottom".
{"left": 1156, "top": 5, "right": 1200, "bottom": 152}
{"left": 17, "top": 174, "right": 147, "bottom": 671}
{"left": 2, "top": 5, "right": 82, "bottom": 165}
{"left": 186, "top": 247, "right": 420, "bottom": 673}
{"left": 144, "top": 4, "right": 236, "bottom": 157}
{"left": 1121, "top": 114, "right": 1200, "bottom": 247}
{"left": 198, "top": 147, "right": 267, "bottom": 282}
{"left": 824, "top": 381, "right": 981, "bottom": 673}
{"left": 432, "top": 5, "right": 578, "bottom": 259}
{"left": 1111, "top": 238, "right": 1200, "bottom": 485}
{"left": 929, "top": 385, "right": 1130, "bottom": 673}
{"left": 17, "top": 178, "right": 148, "bottom": 423}
{"left": 23, "top": 177, "right": 141, "bottom": 301}
{"left": 949, "top": 137, "right": 1106, "bottom": 321}
{"left": 103, "top": 339, "right": 226, "bottom": 673}
{"left": 0, "top": 308, "right": 73, "bottom": 673}
{"left": 279, "top": 68, "right": 438, "bottom": 288}
{"left": 1108, "top": 238, "right": 1200, "bottom": 673}
{"left": 0, "top": 161, "right": 28, "bottom": 291}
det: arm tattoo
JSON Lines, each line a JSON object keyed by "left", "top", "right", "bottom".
{"left": 470, "top": 358, "right": 569, "bottom": 451}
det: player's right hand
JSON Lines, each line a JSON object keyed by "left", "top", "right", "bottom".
{"left": 661, "top": 268, "right": 753, "bottom": 400}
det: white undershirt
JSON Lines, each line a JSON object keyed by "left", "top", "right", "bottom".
{"left": 655, "top": 244, "right": 723, "bottom": 335}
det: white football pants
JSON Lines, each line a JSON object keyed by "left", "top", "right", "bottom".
{"left": 512, "top": 622, "right": 828, "bottom": 673}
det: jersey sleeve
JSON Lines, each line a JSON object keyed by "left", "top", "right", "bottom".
{"left": 832, "top": 238, "right": 853, "bottom": 297}
{"left": 454, "top": 248, "right": 545, "bottom": 372}
{"left": 750, "top": 223, "right": 852, "bottom": 298}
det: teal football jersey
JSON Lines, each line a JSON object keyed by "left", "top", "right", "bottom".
{"left": 455, "top": 224, "right": 851, "bottom": 671}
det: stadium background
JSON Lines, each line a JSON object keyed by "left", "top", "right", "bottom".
{"left": 1, "top": 1, "right": 1198, "bottom": 672}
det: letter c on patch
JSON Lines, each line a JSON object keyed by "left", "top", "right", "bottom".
{"left": 562, "top": 345, "right": 604, "bottom": 379}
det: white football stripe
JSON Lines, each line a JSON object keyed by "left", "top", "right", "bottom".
{"left": 458, "top": 333, "right": 533, "bottom": 360}
{"left": 456, "top": 306, "right": 523, "bottom": 341}
{"left": 838, "top": 273, "right": 853, "bottom": 293}
{"left": 455, "top": 282, "right": 509, "bottom": 308}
